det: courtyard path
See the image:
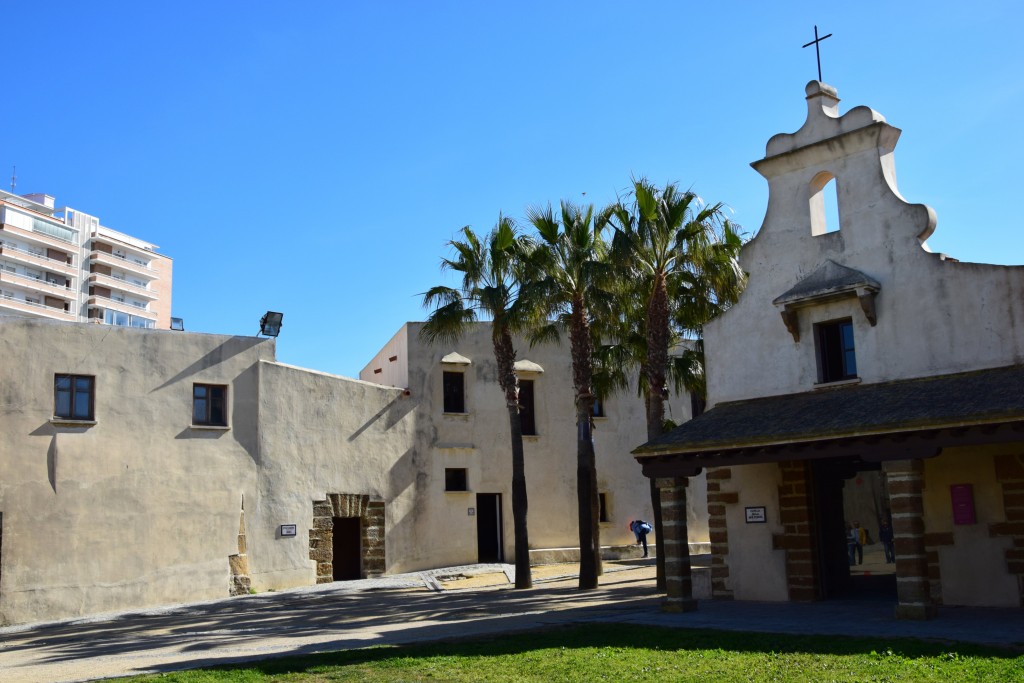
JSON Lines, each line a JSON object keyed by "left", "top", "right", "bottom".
{"left": 0, "top": 559, "right": 1020, "bottom": 683}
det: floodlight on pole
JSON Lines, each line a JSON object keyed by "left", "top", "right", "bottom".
{"left": 259, "top": 311, "right": 284, "bottom": 337}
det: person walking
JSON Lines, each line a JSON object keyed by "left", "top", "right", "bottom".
{"left": 852, "top": 521, "right": 865, "bottom": 565}
{"left": 879, "top": 520, "right": 895, "bottom": 563}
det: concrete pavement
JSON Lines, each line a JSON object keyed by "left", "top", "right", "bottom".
{"left": 0, "top": 559, "right": 1021, "bottom": 683}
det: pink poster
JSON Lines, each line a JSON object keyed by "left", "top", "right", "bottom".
{"left": 950, "top": 484, "right": 976, "bottom": 525}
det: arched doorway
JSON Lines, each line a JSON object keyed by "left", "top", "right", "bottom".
{"left": 309, "top": 494, "right": 385, "bottom": 583}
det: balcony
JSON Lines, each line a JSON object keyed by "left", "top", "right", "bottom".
{"left": 89, "top": 272, "right": 159, "bottom": 300}
{"left": 0, "top": 243, "right": 76, "bottom": 276}
{"left": 0, "top": 271, "right": 75, "bottom": 301}
{"left": 86, "top": 294, "right": 156, "bottom": 319}
{"left": 0, "top": 222, "right": 77, "bottom": 252}
{"left": 90, "top": 250, "right": 158, "bottom": 279}
{"left": 0, "top": 293, "right": 76, "bottom": 320}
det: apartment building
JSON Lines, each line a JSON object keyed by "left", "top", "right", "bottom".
{"left": 0, "top": 189, "right": 172, "bottom": 329}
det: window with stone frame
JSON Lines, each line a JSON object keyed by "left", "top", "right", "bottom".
{"left": 193, "top": 383, "right": 228, "bottom": 426}
{"left": 815, "top": 318, "right": 857, "bottom": 383}
{"left": 442, "top": 371, "right": 466, "bottom": 413}
{"left": 54, "top": 374, "right": 95, "bottom": 421}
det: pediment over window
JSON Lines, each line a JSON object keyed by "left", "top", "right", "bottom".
{"left": 440, "top": 352, "right": 472, "bottom": 365}
{"left": 772, "top": 260, "right": 880, "bottom": 342}
{"left": 514, "top": 359, "right": 544, "bottom": 374}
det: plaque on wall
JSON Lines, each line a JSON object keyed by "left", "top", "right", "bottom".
{"left": 745, "top": 506, "right": 767, "bottom": 523}
{"left": 280, "top": 524, "right": 297, "bottom": 537}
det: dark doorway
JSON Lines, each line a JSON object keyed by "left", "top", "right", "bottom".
{"left": 332, "top": 517, "right": 362, "bottom": 580}
{"left": 811, "top": 458, "right": 895, "bottom": 600}
{"left": 476, "top": 493, "right": 503, "bottom": 563}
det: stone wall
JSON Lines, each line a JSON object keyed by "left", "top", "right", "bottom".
{"left": 228, "top": 499, "right": 251, "bottom": 596}
{"left": 992, "top": 453, "right": 1024, "bottom": 606}
{"left": 705, "top": 467, "right": 734, "bottom": 599}
{"left": 772, "top": 461, "right": 819, "bottom": 601}
{"left": 309, "top": 494, "right": 385, "bottom": 583}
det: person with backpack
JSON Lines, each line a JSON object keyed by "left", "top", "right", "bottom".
{"left": 629, "top": 519, "right": 653, "bottom": 558}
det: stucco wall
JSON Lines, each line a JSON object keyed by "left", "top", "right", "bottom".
{"left": 0, "top": 313, "right": 694, "bottom": 625}
{"left": 697, "top": 83, "right": 1024, "bottom": 609}
{"left": 360, "top": 324, "right": 409, "bottom": 390}
{"left": 725, "top": 463, "right": 788, "bottom": 601}
{"left": 923, "top": 446, "right": 1018, "bottom": 607}
{"left": 249, "top": 362, "right": 417, "bottom": 587}
{"left": 0, "top": 318, "right": 272, "bottom": 625}
{"left": 705, "top": 86, "right": 1024, "bottom": 407}
{"left": 371, "top": 321, "right": 703, "bottom": 568}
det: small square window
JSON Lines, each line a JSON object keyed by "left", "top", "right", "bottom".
{"left": 54, "top": 374, "right": 94, "bottom": 420}
{"left": 445, "top": 468, "right": 468, "bottom": 492}
{"left": 442, "top": 371, "right": 465, "bottom": 413}
{"left": 193, "top": 384, "right": 228, "bottom": 426}
{"left": 592, "top": 397, "right": 605, "bottom": 418}
{"left": 815, "top": 319, "right": 857, "bottom": 383}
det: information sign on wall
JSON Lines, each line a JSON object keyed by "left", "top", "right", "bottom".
{"left": 745, "top": 506, "right": 767, "bottom": 523}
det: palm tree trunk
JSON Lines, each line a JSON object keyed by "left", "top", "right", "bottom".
{"left": 646, "top": 274, "right": 670, "bottom": 591}
{"left": 569, "top": 297, "right": 600, "bottom": 589}
{"left": 493, "top": 329, "right": 532, "bottom": 589}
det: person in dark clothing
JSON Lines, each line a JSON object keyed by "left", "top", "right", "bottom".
{"left": 879, "top": 520, "right": 895, "bottom": 563}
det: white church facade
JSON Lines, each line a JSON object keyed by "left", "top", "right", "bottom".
{"left": 637, "top": 81, "right": 1024, "bottom": 617}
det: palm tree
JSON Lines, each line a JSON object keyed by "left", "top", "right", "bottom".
{"left": 527, "top": 200, "right": 614, "bottom": 590}
{"left": 605, "top": 179, "right": 746, "bottom": 589}
{"left": 420, "top": 216, "right": 541, "bottom": 589}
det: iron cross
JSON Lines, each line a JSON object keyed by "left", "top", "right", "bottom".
{"left": 802, "top": 25, "right": 833, "bottom": 82}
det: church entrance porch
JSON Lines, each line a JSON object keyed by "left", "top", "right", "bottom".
{"left": 811, "top": 458, "right": 895, "bottom": 601}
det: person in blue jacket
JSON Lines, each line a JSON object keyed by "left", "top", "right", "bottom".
{"left": 630, "top": 519, "right": 653, "bottom": 557}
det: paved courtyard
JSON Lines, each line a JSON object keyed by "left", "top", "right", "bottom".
{"left": 0, "top": 559, "right": 1021, "bottom": 683}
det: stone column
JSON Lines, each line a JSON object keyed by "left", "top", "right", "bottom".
{"left": 884, "top": 459, "right": 936, "bottom": 620}
{"left": 657, "top": 476, "right": 697, "bottom": 612}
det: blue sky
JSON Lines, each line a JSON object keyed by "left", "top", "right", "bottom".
{"left": 4, "top": 2, "right": 1022, "bottom": 377}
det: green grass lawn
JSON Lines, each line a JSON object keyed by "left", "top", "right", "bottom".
{"left": 124, "top": 624, "right": 1023, "bottom": 682}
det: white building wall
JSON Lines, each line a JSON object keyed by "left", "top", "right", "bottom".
{"left": 363, "top": 321, "right": 703, "bottom": 567}
{"left": 701, "top": 82, "right": 1024, "bottom": 605}
{"left": 248, "top": 361, "right": 417, "bottom": 588}
{"left": 705, "top": 86, "right": 1024, "bottom": 407}
{"left": 0, "top": 318, "right": 272, "bottom": 624}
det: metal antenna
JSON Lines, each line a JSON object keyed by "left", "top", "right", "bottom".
{"left": 802, "top": 25, "right": 833, "bottom": 82}
{"left": 9, "top": 166, "right": 15, "bottom": 193}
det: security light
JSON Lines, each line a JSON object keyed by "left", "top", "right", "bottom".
{"left": 170, "top": 317, "right": 185, "bottom": 331}
{"left": 259, "top": 311, "right": 283, "bottom": 337}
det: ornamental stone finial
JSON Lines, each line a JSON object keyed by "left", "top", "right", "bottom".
{"left": 805, "top": 80, "right": 840, "bottom": 118}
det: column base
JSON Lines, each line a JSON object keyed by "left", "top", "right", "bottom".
{"left": 895, "top": 603, "right": 937, "bottom": 620}
{"left": 662, "top": 597, "right": 698, "bottom": 613}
